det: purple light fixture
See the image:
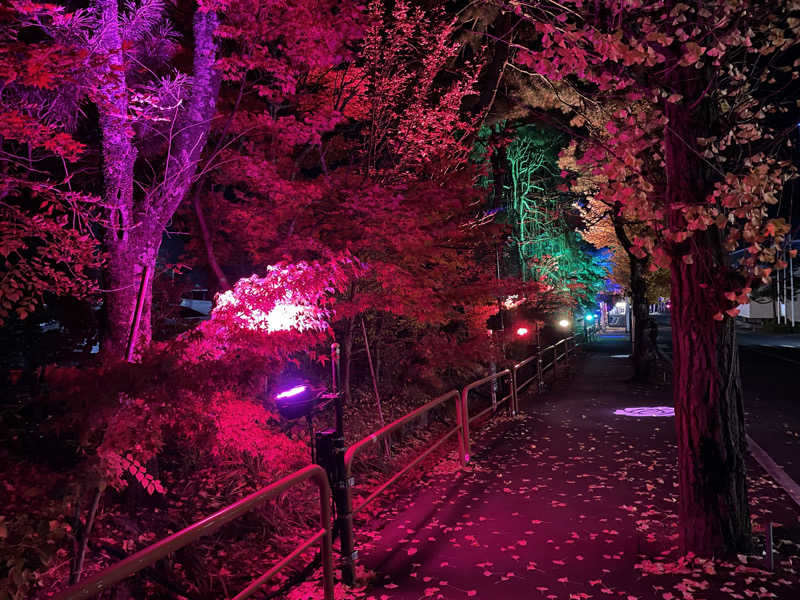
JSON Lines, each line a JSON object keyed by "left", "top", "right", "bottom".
{"left": 273, "top": 383, "right": 323, "bottom": 420}
{"left": 275, "top": 384, "right": 308, "bottom": 399}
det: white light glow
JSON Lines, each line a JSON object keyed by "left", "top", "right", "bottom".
{"left": 215, "top": 290, "right": 323, "bottom": 333}
{"left": 558, "top": 319, "right": 570, "bottom": 327}
{"left": 275, "top": 385, "right": 308, "bottom": 399}
{"left": 503, "top": 295, "right": 523, "bottom": 309}
{"left": 613, "top": 406, "right": 674, "bottom": 417}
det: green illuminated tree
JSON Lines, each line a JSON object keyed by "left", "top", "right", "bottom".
{"left": 475, "top": 123, "right": 606, "bottom": 312}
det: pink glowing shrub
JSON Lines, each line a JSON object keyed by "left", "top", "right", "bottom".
{"left": 190, "top": 254, "right": 366, "bottom": 364}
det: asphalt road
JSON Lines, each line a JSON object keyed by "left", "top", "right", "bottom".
{"left": 649, "top": 314, "right": 800, "bottom": 486}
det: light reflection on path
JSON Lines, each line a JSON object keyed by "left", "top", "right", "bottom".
{"left": 613, "top": 406, "right": 674, "bottom": 417}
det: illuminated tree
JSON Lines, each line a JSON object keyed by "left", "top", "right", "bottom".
{"left": 0, "top": 5, "right": 103, "bottom": 324}
{"left": 492, "top": 0, "right": 800, "bottom": 554}
{"left": 474, "top": 123, "right": 606, "bottom": 313}
{"left": 197, "top": 0, "right": 548, "bottom": 399}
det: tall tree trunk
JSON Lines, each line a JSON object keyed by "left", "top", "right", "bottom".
{"left": 187, "top": 77, "right": 248, "bottom": 294}
{"left": 665, "top": 67, "right": 751, "bottom": 555}
{"left": 629, "top": 254, "right": 649, "bottom": 379}
{"left": 96, "top": 0, "right": 140, "bottom": 359}
{"left": 103, "top": 231, "right": 160, "bottom": 360}
{"left": 611, "top": 208, "right": 650, "bottom": 380}
{"left": 95, "top": 3, "right": 219, "bottom": 359}
{"left": 670, "top": 239, "right": 750, "bottom": 554}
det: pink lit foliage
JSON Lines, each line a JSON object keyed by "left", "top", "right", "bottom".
{"left": 0, "top": 3, "right": 104, "bottom": 324}
{"left": 83, "top": 254, "right": 365, "bottom": 499}
{"left": 195, "top": 253, "right": 366, "bottom": 362}
{"left": 102, "top": 451, "right": 166, "bottom": 495}
{"left": 507, "top": 0, "right": 799, "bottom": 316}
{"left": 211, "top": 390, "right": 309, "bottom": 469}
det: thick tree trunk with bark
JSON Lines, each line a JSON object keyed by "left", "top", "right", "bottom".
{"left": 670, "top": 238, "right": 750, "bottom": 554}
{"left": 96, "top": 0, "right": 141, "bottom": 359}
{"left": 103, "top": 230, "right": 160, "bottom": 359}
{"left": 664, "top": 67, "right": 751, "bottom": 555}
{"left": 96, "top": 2, "right": 219, "bottom": 359}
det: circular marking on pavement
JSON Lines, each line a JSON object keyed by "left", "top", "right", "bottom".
{"left": 613, "top": 406, "right": 674, "bottom": 417}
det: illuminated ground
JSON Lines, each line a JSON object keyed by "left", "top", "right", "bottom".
{"left": 346, "top": 333, "right": 800, "bottom": 600}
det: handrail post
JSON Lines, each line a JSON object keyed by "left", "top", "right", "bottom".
{"left": 456, "top": 392, "right": 467, "bottom": 466}
{"left": 317, "top": 472, "right": 335, "bottom": 600}
{"left": 510, "top": 368, "right": 518, "bottom": 415}
{"left": 537, "top": 351, "right": 544, "bottom": 391}
{"left": 338, "top": 484, "right": 355, "bottom": 585}
{"left": 460, "top": 387, "right": 471, "bottom": 464}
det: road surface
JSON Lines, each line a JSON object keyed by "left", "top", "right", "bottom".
{"left": 647, "top": 314, "right": 800, "bottom": 486}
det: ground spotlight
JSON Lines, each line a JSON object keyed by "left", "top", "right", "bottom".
{"left": 274, "top": 383, "right": 324, "bottom": 420}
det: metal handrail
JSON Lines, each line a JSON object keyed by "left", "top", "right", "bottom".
{"left": 54, "top": 464, "right": 334, "bottom": 600}
{"left": 339, "top": 390, "right": 464, "bottom": 583}
{"left": 57, "top": 329, "right": 595, "bottom": 599}
{"left": 343, "top": 390, "right": 465, "bottom": 515}
{"left": 511, "top": 334, "right": 581, "bottom": 407}
{"left": 460, "top": 368, "right": 513, "bottom": 461}
{"left": 512, "top": 353, "right": 540, "bottom": 398}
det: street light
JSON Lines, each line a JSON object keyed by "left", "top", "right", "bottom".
{"left": 558, "top": 318, "right": 570, "bottom": 328}
{"left": 516, "top": 326, "right": 529, "bottom": 336}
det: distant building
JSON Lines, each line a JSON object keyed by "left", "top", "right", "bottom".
{"left": 734, "top": 239, "right": 799, "bottom": 326}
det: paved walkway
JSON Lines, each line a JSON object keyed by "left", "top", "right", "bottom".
{"left": 353, "top": 333, "right": 800, "bottom": 600}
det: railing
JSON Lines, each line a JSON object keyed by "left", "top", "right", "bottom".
{"left": 340, "top": 332, "right": 590, "bottom": 578}
{"left": 340, "top": 390, "right": 464, "bottom": 579}
{"left": 460, "top": 368, "right": 514, "bottom": 461}
{"left": 57, "top": 328, "right": 598, "bottom": 598}
{"left": 54, "top": 464, "right": 334, "bottom": 600}
{"left": 511, "top": 353, "right": 541, "bottom": 400}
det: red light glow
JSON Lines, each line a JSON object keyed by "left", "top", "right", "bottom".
{"left": 516, "top": 327, "right": 529, "bottom": 336}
